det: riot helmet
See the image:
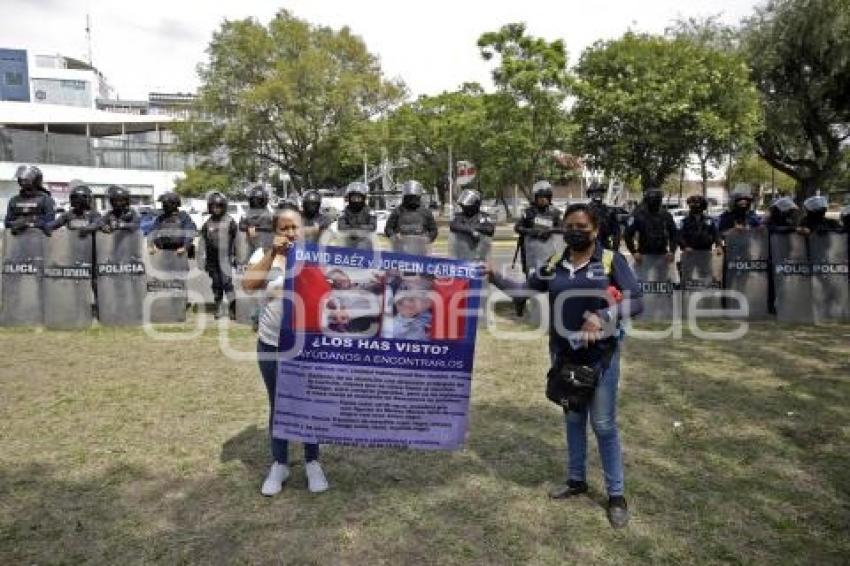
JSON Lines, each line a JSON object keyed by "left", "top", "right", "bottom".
{"left": 277, "top": 195, "right": 300, "bottom": 212}
{"left": 302, "top": 190, "right": 322, "bottom": 217}
{"left": 107, "top": 185, "right": 131, "bottom": 214}
{"left": 686, "top": 194, "right": 708, "bottom": 215}
{"left": 158, "top": 191, "right": 181, "bottom": 215}
{"left": 803, "top": 195, "right": 828, "bottom": 221}
{"left": 532, "top": 180, "right": 553, "bottom": 209}
{"left": 69, "top": 184, "right": 92, "bottom": 213}
{"left": 401, "top": 180, "right": 424, "bottom": 209}
{"left": 207, "top": 191, "right": 228, "bottom": 218}
{"left": 586, "top": 182, "right": 605, "bottom": 203}
{"left": 16, "top": 164, "right": 43, "bottom": 195}
{"left": 345, "top": 182, "right": 368, "bottom": 212}
{"left": 644, "top": 188, "right": 664, "bottom": 212}
{"left": 247, "top": 185, "right": 269, "bottom": 209}
{"left": 457, "top": 189, "right": 481, "bottom": 216}
{"left": 731, "top": 188, "right": 754, "bottom": 215}
{"left": 770, "top": 196, "right": 797, "bottom": 215}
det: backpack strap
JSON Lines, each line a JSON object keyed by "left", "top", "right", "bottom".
{"left": 601, "top": 248, "right": 614, "bottom": 277}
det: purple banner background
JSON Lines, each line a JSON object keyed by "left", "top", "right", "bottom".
{"left": 274, "top": 245, "right": 483, "bottom": 450}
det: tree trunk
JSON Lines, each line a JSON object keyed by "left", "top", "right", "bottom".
{"left": 700, "top": 158, "right": 709, "bottom": 197}
{"left": 796, "top": 175, "right": 820, "bottom": 204}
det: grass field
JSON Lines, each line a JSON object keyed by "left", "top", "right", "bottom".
{"left": 1, "top": 316, "right": 848, "bottom": 565}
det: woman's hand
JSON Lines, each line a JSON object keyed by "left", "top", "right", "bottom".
{"left": 580, "top": 312, "right": 604, "bottom": 346}
{"left": 272, "top": 234, "right": 293, "bottom": 256}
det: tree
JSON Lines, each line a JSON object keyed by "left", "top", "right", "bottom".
{"left": 667, "top": 18, "right": 762, "bottom": 195}
{"left": 727, "top": 152, "right": 797, "bottom": 196}
{"left": 742, "top": 0, "right": 850, "bottom": 200}
{"left": 173, "top": 164, "right": 234, "bottom": 198}
{"left": 477, "top": 23, "right": 573, "bottom": 199}
{"left": 179, "top": 10, "right": 404, "bottom": 192}
{"left": 573, "top": 32, "right": 759, "bottom": 191}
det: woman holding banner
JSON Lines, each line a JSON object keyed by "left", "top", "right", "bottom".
{"left": 491, "top": 203, "right": 643, "bottom": 529}
{"left": 243, "top": 208, "right": 329, "bottom": 496}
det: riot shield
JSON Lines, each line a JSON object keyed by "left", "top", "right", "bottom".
{"left": 232, "top": 231, "right": 259, "bottom": 325}
{"left": 770, "top": 232, "right": 813, "bottom": 323}
{"left": 0, "top": 228, "right": 45, "bottom": 326}
{"left": 522, "top": 235, "right": 563, "bottom": 272}
{"left": 680, "top": 250, "right": 722, "bottom": 316}
{"left": 95, "top": 230, "right": 146, "bottom": 326}
{"left": 326, "top": 229, "right": 375, "bottom": 251}
{"left": 522, "top": 235, "right": 564, "bottom": 327}
{"left": 189, "top": 238, "right": 214, "bottom": 308}
{"left": 809, "top": 232, "right": 849, "bottom": 322}
{"left": 723, "top": 229, "right": 770, "bottom": 319}
{"left": 635, "top": 254, "right": 678, "bottom": 321}
{"left": 146, "top": 248, "right": 190, "bottom": 323}
{"left": 43, "top": 227, "right": 93, "bottom": 329}
{"left": 391, "top": 235, "right": 431, "bottom": 256}
{"left": 448, "top": 231, "right": 492, "bottom": 261}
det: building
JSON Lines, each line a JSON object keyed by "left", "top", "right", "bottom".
{"left": 0, "top": 47, "right": 198, "bottom": 215}
{"left": 0, "top": 47, "right": 112, "bottom": 109}
{"left": 0, "top": 101, "right": 189, "bottom": 212}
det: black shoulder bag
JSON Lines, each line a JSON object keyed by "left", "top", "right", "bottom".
{"left": 546, "top": 340, "right": 616, "bottom": 411}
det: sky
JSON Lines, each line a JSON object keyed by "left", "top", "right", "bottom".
{"left": 1, "top": 0, "right": 762, "bottom": 100}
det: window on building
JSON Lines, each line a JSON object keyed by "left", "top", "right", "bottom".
{"left": 4, "top": 72, "right": 22, "bottom": 86}
{"left": 60, "top": 79, "right": 87, "bottom": 90}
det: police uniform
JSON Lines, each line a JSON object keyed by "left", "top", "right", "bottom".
{"left": 624, "top": 206, "right": 677, "bottom": 255}
{"left": 514, "top": 205, "right": 563, "bottom": 271}
{"left": 6, "top": 190, "right": 55, "bottom": 234}
{"left": 678, "top": 214, "right": 719, "bottom": 250}
{"left": 149, "top": 210, "right": 196, "bottom": 250}
{"left": 384, "top": 206, "right": 439, "bottom": 241}
{"left": 588, "top": 201, "right": 621, "bottom": 250}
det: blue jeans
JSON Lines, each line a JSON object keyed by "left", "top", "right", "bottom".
{"left": 257, "top": 340, "right": 319, "bottom": 464}
{"left": 562, "top": 346, "right": 624, "bottom": 496}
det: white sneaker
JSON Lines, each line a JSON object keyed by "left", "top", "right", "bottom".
{"left": 305, "top": 461, "right": 329, "bottom": 493}
{"left": 261, "top": 462, "right": 290, "bottom": 496}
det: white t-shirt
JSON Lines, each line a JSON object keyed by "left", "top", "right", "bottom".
{"left": 249, "top": 248, "right": 287, "bottom": 347}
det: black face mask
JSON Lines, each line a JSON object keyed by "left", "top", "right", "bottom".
{"left": 689, "top": 206, "right": 702, "bottom": 216}
{"left": 646, "top": 198, "right": 662, "bottom": 212}
{"left": 808, "top": 209, "right": 826, "bottom": 221}
{"left": 565, "top": 229, "right": 594, "bottom": 251}
{"left": 348, "top": 199, "right": 365, "bottom": 213}
{"left": 461, "top": 204, "right": 479, "bottom": 217}
{"left": 733, "top": 206, "right": 748, "bottom": 219}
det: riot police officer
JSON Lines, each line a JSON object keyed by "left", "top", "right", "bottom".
{"left": 200, "top": 192, "right": 238, "bottom": 319}
{"left": 798, "top": 195, "right": 842, "bottom": 234}
{"left": 337, "top": 181, "right": 377, "bottom": 239}
{"left": 718, "top": 190, "right": 761, "bottom": 233}
{"left": 6, "top": 165, "right": 55, "bottom": 235}
{"left": 97, "top": 185, "right": 140, "bottom": 233}
{"left": 841, "top": 205, "right": 850, "bottom": 234}
{"left": 678, "top": 195, "right": 720, "bottom": 253}
{"left": 148, "top": 192, "right": 196, "bottom": 254}
{"left": 239, "top": 185, "right": 274, "bottom": 250}
{"left": 586, "top": 182, "right": 621, "bottom": 250}
{"left": 384, "top": 180, "right": 439, "bottom": 242}
{"left": 48, "top": 183, "right": 100, "bottom": 235}
{"left": 624, "top": 188, "right": 677, "bottom": 263}
{"left": 514, "top": 180, "right": 563, "bottom": 270}
{"left": 300, "top": 190, "right": 332, "bottom": 243}
{"left": 765, "top": 196, "right": 802, "bottom": 234}
{"left": 449, "top": 189, "right": 495, "bottom": 256}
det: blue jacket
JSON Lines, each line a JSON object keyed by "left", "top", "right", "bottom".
{"left": 495, "top": 242, "right": 643, "bottom": 364}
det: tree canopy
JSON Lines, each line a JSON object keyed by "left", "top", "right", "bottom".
{"left": 179, "top": 10, "right": 403, "bottom": 192}
{"left": 743, "top": 0, "right": 850, "bottom": 199}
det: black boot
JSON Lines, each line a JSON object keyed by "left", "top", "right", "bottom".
{"left": 548, "top": 479, "right": 588, "bottom": 499}
{"left": 213, "top": 300, "right": 224, "bottom": 319}
{"left": 606, "top": 495, "right": 629, "bottom": 529}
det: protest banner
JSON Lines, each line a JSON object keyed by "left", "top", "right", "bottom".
{"left": 274, "top": 244, "right": 484, "bottom": 450}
